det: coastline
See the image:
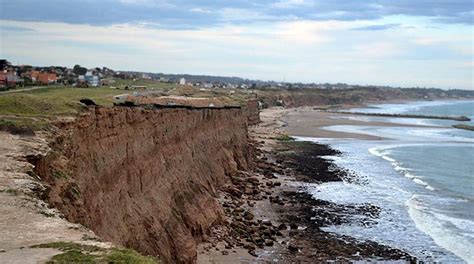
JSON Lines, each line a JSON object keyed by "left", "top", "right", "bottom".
{"left": 197, "top": 106, "right": 420, "bottom": 262}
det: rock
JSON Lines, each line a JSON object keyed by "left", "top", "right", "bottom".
{"left": 265, "top": 240, "right": 274, "bottom": 247}
{"left": 222, "top": 250, "right": 229, "bottom": 255}
{"left": 244, "top": 244, "right": 256, "bottom": 251}
{"left": 253, "top": 236, "right": 264, "bottom": 244}
{"left": 244, "top": 211, "right": 254, "bottom": 220}
{"left": 288, "top": 244, "right": 299, "bottom": 253}
{"left": 278, "top": 223, "right": 287, "bottom": 230}
{"left": 290, "top": 223, "right": 298, "bottom": 230}
{"left": 248, "top": 250, "right": 258, "bottom": 257}
{"left": 234, "top": 207, "right": 244, "bottom": 213}
{"left": 248, "top": 177, "right": 260, "bottom": 184}
{"left": 228, "top": 187, "right": 242, "bottom": 198}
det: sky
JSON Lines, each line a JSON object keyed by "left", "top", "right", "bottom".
{"left": 0, "top": 0, "right": 473, "bottom": 89}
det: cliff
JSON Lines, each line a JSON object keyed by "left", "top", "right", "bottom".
{"left": 257, "top": 88, "right": 474, "bottom": 108}
{"left": 245, "top": 99, "right": 261, "bottom": 125}
{"left": 29, "top": 106, "right": 254, "bottom": 263}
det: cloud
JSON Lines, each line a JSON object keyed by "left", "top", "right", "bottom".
{"left": 351, "top": 23, "right": 401, "bottom": 31}
{"left": 1, "top": 19, "right": 472, "bottom": 90}
{"left": 0, "top": 25, "right": 36, "bottom": 32}
{"left": 271, "top": 0, "right": 314, "bottom": 9}
{"left": 0, "top": 0, "right": 472, "bottom": 29}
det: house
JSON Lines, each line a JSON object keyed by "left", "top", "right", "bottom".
{"left": 0, "top": 73, "right": 7, "bottom": 88}
{"left": 179, "top": 77, "right": 186, "bottom": 85}
{"left": 85, "top": 71, "right": 100, "bottom": 87}
{"left": 159, "top": 77, "right": 170, "bottom": 83}
{"left": 29, "top": 70, "right": 40, "bottom": 82}
{"left": 37, "top": 73, "right": 57, "bottom": 85}
{"left": 2, "top": 72, "right": 23, "bottom": 87}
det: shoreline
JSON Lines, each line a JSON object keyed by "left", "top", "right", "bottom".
{"left": 197, "top": 106, "right": 420, "bottom": 262}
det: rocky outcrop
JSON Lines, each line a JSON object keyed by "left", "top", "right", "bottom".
{"left": 30, "top": 106, "right": 253, "bottom": 263}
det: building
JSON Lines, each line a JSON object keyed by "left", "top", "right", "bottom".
{"left": 0, "top": 73, "right": 7, "bottom": 88}
{"left": 179, "top": 77, "right": 186, "bottom": 85}
{"left": 1, "top": 71, "right": 23, "bottom": 87}
{"left": 159, "top": 77, "right": 170, "bottom": 83}
{"left": 85, "top": 71, "right": 100, "bottom": 87}
{"left": 37, "top": 73, "right": 57, "bottom": 85}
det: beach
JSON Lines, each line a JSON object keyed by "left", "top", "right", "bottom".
{"left": 197, "top": 106, "right": 430, "bottom": 263}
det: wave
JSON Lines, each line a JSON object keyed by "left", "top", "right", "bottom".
{"left": 368, "top": 146, "right": 436, "bottom": 191}
{"left": 407, "top": 195, "right": 474, "bottom": 263}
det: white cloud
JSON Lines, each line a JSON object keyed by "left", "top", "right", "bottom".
{"left": 271, "top": 0, "right": 314, "bottom": 9}
{"left": 0, "top": 19, "right": 472, "bottom": 89}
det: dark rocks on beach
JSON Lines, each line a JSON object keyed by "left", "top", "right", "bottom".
{"left": 288, "top": 244, "right": 299, "bottom": 253}
{"left": 267, "top": 141, "right": 417, "bottom": 262}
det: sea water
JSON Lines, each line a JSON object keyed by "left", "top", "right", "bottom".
{"left": 298, "top": 100, "right": 474, "bottom": 263}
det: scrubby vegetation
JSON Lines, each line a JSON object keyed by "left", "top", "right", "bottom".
{"left": 276, "top": 134, "right": 295, "bottom": 141}
{"left": 32, "top": 242, "right": 159, "bottom": 264}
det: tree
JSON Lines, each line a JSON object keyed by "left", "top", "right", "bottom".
{"left": 73, "top": 64, "right": 87, "bottom": 75}
{"left": 0, "top": 59, "right": 11, "bottom": 71}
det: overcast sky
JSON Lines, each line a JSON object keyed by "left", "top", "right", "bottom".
{"left": 0, "top": 0, "right": 472, "bottom": 89}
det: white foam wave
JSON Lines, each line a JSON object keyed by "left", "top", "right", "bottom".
{"left": 368, "top": 147, "right": 437, "bottom": 192}
{"left": 407, "top": 195, "right": 474, "bottom": 263}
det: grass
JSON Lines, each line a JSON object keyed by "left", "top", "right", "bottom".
{"left": 0, "top": 87, "right": 130, "bottom": 117}
{"left": 113, "top": 78, "right": 176, "bottom": 91}
{"left": 2, "top": 188, "right": 20, "bottom": 196}
{"left": 0, "top": 81, "right": 255, "bottom": 133}
{"left": 47, "top": 249, "right": 96, "bottom": 263}
{"left": 0, "top": 86, "right": 134, "bottom": 132}
{"left": 275, "top": 134, "right": 295, "bottom": 141}
{"left": 32, "top": 242, "right": 159, "bottom": 264}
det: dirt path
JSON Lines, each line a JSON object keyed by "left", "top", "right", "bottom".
{"left": 0, "top": 132, "right": 108, "bottom": 264}
{"left": 0, "top": 86, "right": 53, "bottom": 95}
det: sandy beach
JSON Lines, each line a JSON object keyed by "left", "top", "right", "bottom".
{"left": 279, "top": 106, "right": 443, "bottom": 140}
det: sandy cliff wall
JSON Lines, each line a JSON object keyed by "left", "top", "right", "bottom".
{"left": 31, "top": 106, "right": 253, "bottom": 263}
{"left": 245, "top": 99, "right": 260, "bottom": 125}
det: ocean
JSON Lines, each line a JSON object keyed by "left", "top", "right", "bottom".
{"left": 297, "top": 100, "right": 474, "bottom": 263}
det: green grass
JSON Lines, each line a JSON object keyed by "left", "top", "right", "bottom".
{"left": 47, "top": 249, "right": 96, "bottom": 263}
{"left": 275, "top": 134, "right": 295, "bottom": 141}
{"left": 32, "top": 242, "right": 159, "bottom": 264}
{"left": 2, "top": 188, "right": 20, "bottom": 196}
{"left": 0, "top": 87, "right": 129, "bottom": 117}
{"left": 113, "top": 78, "right": 177, "bottom": 91}
{"left": 0, "top": 82, "right": 255, "bottom": 132}
{"left": 104, "top": 249, "right": 157, "bottom": 264}
{"left": 0, "top": 87, "right": 135, "bottom": 132}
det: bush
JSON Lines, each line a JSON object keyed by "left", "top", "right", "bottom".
{"left": 276, "top": 134, "right": 295, "bottom": 141}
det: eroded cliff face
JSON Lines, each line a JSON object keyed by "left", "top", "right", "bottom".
{"left": 31, "top": 106, "right": 253, "bottom": 263}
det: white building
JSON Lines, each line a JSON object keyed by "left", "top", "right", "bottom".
{"left": 179, "top": 77, "right": 186, "bottom": 85}
{"left": 85, "top": 71, "right": 100, "bottom": 87}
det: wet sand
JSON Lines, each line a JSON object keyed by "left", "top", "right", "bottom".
{"left": 280, "top": 106, "right": 443, "bottom": 140}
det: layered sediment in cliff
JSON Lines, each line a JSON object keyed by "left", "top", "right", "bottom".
{"left": 30, "top": 106, "right": 254, "bottom": 263}
{"left": 245, "top": 99, "right": 260, "bottom": 125}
